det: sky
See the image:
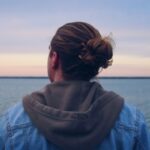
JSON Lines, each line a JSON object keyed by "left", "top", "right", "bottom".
{"left": 0, "top": 0, "right": 150, "bottom": 76}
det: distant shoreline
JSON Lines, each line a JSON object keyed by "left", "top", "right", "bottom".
{"left": 0, "top": 76, "right": 150, "bottom": 79}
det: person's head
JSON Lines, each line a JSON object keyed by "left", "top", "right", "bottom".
{"left": 48, "top": 22, "right": 113, "bottom": 82}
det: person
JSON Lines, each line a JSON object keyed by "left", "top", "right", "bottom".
{"left": 0, "top": 22, "right": 150, "bottom": 150}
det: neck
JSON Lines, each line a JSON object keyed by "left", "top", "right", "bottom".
{"left": 53, "top": 70, "right": 64, "bottom": 82}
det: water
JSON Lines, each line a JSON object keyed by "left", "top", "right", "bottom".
{"left": 0, "top": 78, "right": 150, "bottom": 129}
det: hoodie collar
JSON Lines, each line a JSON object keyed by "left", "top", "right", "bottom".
{"left": 23, "top": 81, "right": 124, "bottom": 150}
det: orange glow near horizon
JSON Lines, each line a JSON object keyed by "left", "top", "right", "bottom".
{"left": 0, "top": 53, "right": 47, "bottom": 76}
{"left": 0, "top": 53, "right": 150, "bottom": 76}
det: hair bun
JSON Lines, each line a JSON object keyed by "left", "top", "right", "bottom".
{"left": 78, "top": 36, "right": 113, "bottom": 68}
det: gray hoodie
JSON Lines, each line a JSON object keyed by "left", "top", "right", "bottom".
{"left": 23, "top": 81, "right": 124, "bottom": 150}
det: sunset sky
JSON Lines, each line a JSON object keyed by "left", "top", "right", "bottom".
{"left": 0, "top": 0, "right": 150, "bottom": 76}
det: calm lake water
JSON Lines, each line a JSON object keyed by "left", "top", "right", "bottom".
{"left": 0, "top": 78, "right": 150, "bottom": 129}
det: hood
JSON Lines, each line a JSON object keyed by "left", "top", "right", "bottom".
{"left": 23, "top": 81, "right": 124, "bottom": 150}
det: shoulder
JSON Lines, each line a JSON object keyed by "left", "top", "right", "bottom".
{"left": 114, "top": 103, "right": 150, "bottom": 149}
{"left": 0, "top": 102, "right": 61, "bottom": 149}
{"left": 107, "top": 102, "right": 142, "bottom": 141}
{"left": 99, "top": 103, "right": 150, "bottom": 150}
{"left": 116, "top": 103, "right": 148, "bottom": 130}
{"left": 4, "top": 101, "right": 32, "bottom": 127}
{"left": 0, "top": 101, "right": 33, "bottom": 129}
{"left": 0, "top": 102, "right": 33, "bottom": 145}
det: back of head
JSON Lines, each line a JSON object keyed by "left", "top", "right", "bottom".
{"left": 50, "top": 22, "right": 113, "bottom": 80}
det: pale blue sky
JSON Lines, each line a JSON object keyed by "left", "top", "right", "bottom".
{"left": 0, "top": 0, "right": 150, "bottom": 76}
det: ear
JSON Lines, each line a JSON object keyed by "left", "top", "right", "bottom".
{"left": 50, "top": 51, "right": 59, "bottom": 69}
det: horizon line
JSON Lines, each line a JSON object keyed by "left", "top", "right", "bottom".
{"left": 0, "top": 76, "right": 150, "bottom": 79}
